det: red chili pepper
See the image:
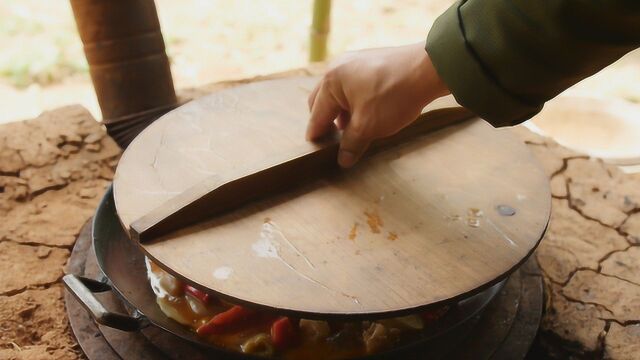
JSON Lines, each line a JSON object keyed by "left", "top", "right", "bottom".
{"left": 421, "top": 306, "right": 449, "bottom": 325}
{"left": 270, "top": 317, "right": 297, "bottom": 350}
{"left": 196, "top": 305, "right": 255, "bottom": 336}
{"left": 184, "top": 284, "right": 211, "bottom": 304}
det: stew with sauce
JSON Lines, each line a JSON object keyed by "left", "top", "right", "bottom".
{"left": 146, "top": 259, "right": 449, "bottom": 359}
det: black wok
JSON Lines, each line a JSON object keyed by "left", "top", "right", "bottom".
{"left": 64, "top": 187, "right": 505, "bottom": 359}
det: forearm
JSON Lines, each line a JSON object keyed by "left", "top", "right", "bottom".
{"left": 427, "top": 0, "right": 640, "bottom": 127}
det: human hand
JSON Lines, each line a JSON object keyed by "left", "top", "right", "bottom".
{"left": 306, "top": 43, "right": 450, "bottom": 168}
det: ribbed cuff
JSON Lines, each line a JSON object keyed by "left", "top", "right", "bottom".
{"left": 426, "top": 0, "right": 542, "bottom": 127}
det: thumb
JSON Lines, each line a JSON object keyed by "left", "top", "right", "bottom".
{"left": 338, "top": 122, "right": 371, "bottom": 168}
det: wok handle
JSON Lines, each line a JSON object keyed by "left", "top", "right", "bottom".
{"left": 63, "top": 274, "right": 149, "bottom": 331}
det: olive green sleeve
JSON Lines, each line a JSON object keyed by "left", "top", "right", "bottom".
{"left": 426, "top": 0, "right": 640, "bottom": 127}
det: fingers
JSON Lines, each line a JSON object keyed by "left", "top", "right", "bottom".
{"left": 338, "top": 122, "right": 371, "bottom": 168}
{"left": 306, "top": 64, "right": 371, "bottom": 168}
{"left": 306, "top": 81, "right": 342, "bottom": 141}
{"left": 336, "top": 110, "right": 350, "bottom": 130}
{"left": 307, "top": 82, "right": 321, "bottom": 111}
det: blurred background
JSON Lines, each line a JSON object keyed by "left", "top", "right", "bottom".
{"left": 1, "top": 0, "right": 639, "bottom": 166}
{"left": 0, "top": 0, "right": 452, "bottom": 124}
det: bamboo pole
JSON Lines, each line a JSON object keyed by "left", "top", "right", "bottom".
{"left": 309, "top": 0, "right": 331, "bottom": 62}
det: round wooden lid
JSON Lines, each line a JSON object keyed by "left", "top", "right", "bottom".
{"left": 113, "top": 77, "right": 550, "bottom": 317}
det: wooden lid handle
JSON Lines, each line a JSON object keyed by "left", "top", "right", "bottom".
{"left": 130, "top": 105, "right": 475, "bottom": 242}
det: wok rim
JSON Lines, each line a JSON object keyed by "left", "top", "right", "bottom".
{"left": 92, "top": 186, "right": 507, "bottom": 359}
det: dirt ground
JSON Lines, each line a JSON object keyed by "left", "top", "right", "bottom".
{"left": 0, "top": 105, "right": 119, "bottom": 360}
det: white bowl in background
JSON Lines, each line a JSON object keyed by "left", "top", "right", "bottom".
{"left": 525, "top": 96, "right": 640, "bottom": 166}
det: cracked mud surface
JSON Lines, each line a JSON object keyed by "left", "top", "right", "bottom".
{"left": 512, "top": 126, "right": 640, "bottom": 360}
{"left": 0, "top": 105, "right": 119, "bottom": 359}
{"left": 0, "top": 87, "right": 638, "bottom": 359}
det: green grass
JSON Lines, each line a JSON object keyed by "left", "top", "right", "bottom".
{"left": 0, "top": 5, "right": 87, "bottom": 88}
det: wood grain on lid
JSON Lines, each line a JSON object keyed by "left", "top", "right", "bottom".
{"left": 113, "top": 76, "right": 551, "bottom": 317}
